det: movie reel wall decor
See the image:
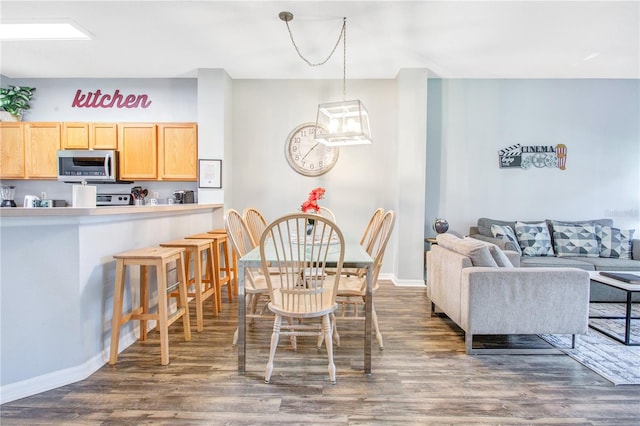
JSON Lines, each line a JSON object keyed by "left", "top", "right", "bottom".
{"left": 498, "top": 144, "right": 567, "bottom": 170}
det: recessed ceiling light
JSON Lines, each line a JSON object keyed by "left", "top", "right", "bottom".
{"left": 0, "top": 22, "right": 92, "bottom": 40}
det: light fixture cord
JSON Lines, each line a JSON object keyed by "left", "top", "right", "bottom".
{"left": 284, "top": 17, "right": 348, "bottom": 99}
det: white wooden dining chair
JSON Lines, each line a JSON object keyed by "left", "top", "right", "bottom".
{"left": 225, "top": 209, "right": 273, "bottom": 345}
{"left": 333, "top": 210, "right": 395, "bottom": 349}
{"left": 361, "top": 208, "right": 385, "bottom": 250}
{"left": 318, "top": 206, "right": 336, "bottom": 223}
{"left": 242, "top": 207, "right": 268, "bottom": 246}
{"left": 340, "top": 207, "right": 385, "bottom": 278}
{"left": 261, "top": 213, "right": 345, "bottom": 384}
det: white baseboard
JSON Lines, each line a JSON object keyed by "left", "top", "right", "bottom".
{"left": 0, "top": 330, "right": 138, "bottom": 404}
{"left": 379, "top": 273, "right": 426, "bottom": 287}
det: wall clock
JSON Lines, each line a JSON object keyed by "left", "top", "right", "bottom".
{"left": 284, "top": 123, "right": 339, "bottom": 177}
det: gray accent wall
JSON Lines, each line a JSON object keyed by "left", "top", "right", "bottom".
{"left": 425, "top": 79, "right": 640, "bottom": 237}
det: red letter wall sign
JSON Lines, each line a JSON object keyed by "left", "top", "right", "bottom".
{"left": 71, "top": 89, "right": 152, "bottom": 109}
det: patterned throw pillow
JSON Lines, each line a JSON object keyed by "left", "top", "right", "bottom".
{"left": 596, "top": 225, "right": 635, "bottom": 259}
{"left": 490, "top": 224, "right": 522, "bottom": 255}
{"left": 552, "top": 224, "right": 599, "bottom": 257}
{"left": 515, "top": 221, "right": 555, "bottom": 257}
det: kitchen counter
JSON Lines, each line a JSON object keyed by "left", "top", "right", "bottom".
{"left": 0, "top": 203, "right": 220, "bottom": 217}
{"left": 0, "top": 202, "right": 224, "bottom": 403}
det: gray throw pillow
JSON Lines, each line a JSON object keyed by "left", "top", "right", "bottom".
{"left": 515, "top": 221, "right": 555, "bottom": 257}
{"left": 483, "top": 241, "right": 514, "bottom": 267}
{"left": 490, "top": 223, "right": 522, "bottom": 255}
{"left": 596, "top": 225, "right": 635, "bottom": 259}
{"left": 552, "top": 224, "right": 599, "bottom": 257}
{"left": 436, "top": 234, "right": 498, "bottom": 267}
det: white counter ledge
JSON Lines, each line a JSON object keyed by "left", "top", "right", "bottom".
{"left": 0, "top": 203, "right": 222, "bottom": 217}
{"left": 0, "top": 202, "right": 224, "bottom": 403}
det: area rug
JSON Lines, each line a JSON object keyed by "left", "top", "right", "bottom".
{"left": 541, "top": 303, "right": 640, "bottom": 386}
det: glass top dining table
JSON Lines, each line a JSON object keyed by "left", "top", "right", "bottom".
{"left": 236, "top": 239, "right": 375, "bottom": 375}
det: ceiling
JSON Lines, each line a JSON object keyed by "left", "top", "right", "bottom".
{"left": 1, "top": 1, "right": 639, "bottom": 80}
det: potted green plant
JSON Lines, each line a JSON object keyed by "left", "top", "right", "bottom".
{"left": 0, "top": 85, "right": 36, "bottom": 121}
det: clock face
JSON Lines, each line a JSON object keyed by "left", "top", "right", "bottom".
{"left": 285, "top": 123, "right": 339, "bottom": 176}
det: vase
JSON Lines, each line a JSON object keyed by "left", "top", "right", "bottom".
{"left": 0, "top": 111, "right": 20, "bottom": 122}
{"left": 306, "top": 218, "right": 314, "bottom": 235}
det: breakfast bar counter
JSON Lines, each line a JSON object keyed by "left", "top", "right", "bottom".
{"left": 0, "top": 203, "right": 223, "bottom": 403}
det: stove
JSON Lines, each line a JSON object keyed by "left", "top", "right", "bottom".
{"left": 96, "top": 193, "right": 132, "bottom": 206}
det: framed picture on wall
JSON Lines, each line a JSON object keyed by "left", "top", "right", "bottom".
{"left": 198, "top": 159, "right": 222, "bottom": 188}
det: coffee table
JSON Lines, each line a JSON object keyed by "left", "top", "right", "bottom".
{"left": 589, "top": 271, "right": 640, "bottom": 346}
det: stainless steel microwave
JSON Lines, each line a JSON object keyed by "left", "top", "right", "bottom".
{"left": 57, "top": 150, "right": 120, "bottom": 183}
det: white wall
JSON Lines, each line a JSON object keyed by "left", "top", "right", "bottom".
{"left": 229, "top": 79, "right": 420, "bottom": 281}
{"left": 426, "top": 79, "right": 640, "bottom": 236}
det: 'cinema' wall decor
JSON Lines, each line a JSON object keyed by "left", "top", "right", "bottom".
{"left": 498, "top": 144, "right": 567, "bottom": 170}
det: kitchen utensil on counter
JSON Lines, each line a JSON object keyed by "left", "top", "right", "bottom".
{"left": 1, "top": 185, "right": 17, "bottom": 207}
{"left": 23, "top": 195, "right": 40, "bottom": 208}
{"left": 131, "top": 186, "right": 148, "bottom": 206}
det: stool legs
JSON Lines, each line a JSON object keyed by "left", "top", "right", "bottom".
{"left": 109, "top": 259, "right": 127, "bottom": 364}
{"left": 109, "top": 248, "right": 191, "bottom": 366}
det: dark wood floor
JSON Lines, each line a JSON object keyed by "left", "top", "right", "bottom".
{"left": 2, "top": 281, "right": 639, "bottom": 425}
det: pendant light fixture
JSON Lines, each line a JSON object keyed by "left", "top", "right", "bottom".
{"left": 279, "top": 11, "right": 372, "bottom": 146}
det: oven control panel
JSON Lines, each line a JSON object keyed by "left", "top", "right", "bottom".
{"left": 96, "top": 193, "right": 132, "bottom": 206}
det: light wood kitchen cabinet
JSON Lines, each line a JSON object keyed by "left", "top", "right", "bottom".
{"left": 62, "top": 122, "right": 90, "bottom": 149}
{"left": 62, "top": 122, "right": 118, "bottom": 150}
{"left": 158, "top": 123, "right": 197, "bottom": 181}
{"left": 24, "top": 122, "right": 61, "bottom": 179}
{"left": 118, "top": 123, "right": 157, "bottom": 180}
{"left": 0, "top": 122, "right": 25, "bottom": 178}
{"left": 90, "top": 123, "right": 118, "bottom": 149}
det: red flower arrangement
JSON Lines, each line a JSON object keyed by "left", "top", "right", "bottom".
{"left": 300, "top": 187, "right": 326, "bottom": 213}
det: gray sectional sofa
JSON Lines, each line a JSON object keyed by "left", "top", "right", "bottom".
{"left": 469, "top": 217, "right": 639, "bottom": 302}
{"left": 426, "top": 233, "right": 590, "bottom": 354}
{"left": 469, "top": 218, "right": 640, "bottom": 271}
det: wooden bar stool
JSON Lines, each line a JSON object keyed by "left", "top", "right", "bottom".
{"left": 208, "top": 228, "right": 238, "bottom": 297}
{"left": 185, "top": 233, "right": 233, "bottom": 310}
{"left": 160, "top": 238, "right": 219, "bottom": 332}
{"left": 109, "top": 247, "right": 191, "bottom": 366}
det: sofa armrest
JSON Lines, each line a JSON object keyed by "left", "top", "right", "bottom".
{"left": 632, "top": 239, "right": 640, "bottom": 261}
{"left": 469, "top": 234, "right": 518, "bottom": 252}
{"left": 460, "top": 267, "right": 590, "bottom": 335}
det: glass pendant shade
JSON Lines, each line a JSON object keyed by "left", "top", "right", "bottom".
{"left": 314, "top": 99, "right": 372, "bottom": 146}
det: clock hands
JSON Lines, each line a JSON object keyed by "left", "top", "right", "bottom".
{"left": 301, "top": 142, "right": 321, "bottom": 161}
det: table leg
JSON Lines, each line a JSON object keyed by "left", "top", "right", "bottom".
{"left": 238, "top": 262, "right": 246, "bottom": 374}
{"left": 625, "top": 291, "right": 632, "bottom": 345}
{"left": 364, "top": 266, "right": 373, "bottom": 375}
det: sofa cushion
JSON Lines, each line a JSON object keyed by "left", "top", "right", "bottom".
{"left": 568, "top": 256, "right": 640, "bottom": 271}
{"left": 519, "top": 256, "right": 595, "bottom": 270}
{"left": 477, "top": 218, "right": 516, "bottom": 238}
{"left": 436, "top": 234, "right": 498, "bottom": 267}
{"left": 596, "top": 225, "right": 635, "bottom": 259}
{"left": 515, "top": 221, "right": 555, "bottom": 257}
{"left": 552, "top": 224, "right": 599, "bottom": 257}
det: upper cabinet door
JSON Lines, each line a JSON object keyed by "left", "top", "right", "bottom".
{"left": 25, "top": 122, "right": 61, "bottom": 179}
{"left": 158, "top": 123, "right": 197, "bottom": 181}
{"left": 0, "top": 122, "right": 25, "bottom": 178}
{"left": 90, "top": 123, "right": 118, "bottom": 150}
{"left": 62, "top": 122, "right": 90, "bottom": 149}
{"left": 119, "top": 123, "right": 157, "bottom": 180}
